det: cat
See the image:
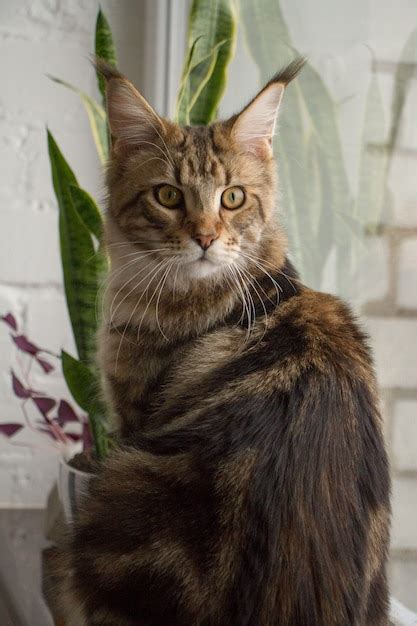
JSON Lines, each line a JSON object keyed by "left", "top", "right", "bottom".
{"left": 59, "top": 58, "right": 390, "bottom": 626}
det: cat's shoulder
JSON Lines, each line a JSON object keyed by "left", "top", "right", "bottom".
{"left": 270, "top": 286, "right": 372, "bottom": 372}
{"left": 279, "top": 286, "right": 361, "bottom": 331}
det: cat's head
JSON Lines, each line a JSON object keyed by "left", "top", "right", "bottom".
{"left": 99, "top": 59, "right": 304, "bottom": 287}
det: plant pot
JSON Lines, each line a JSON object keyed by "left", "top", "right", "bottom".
{"left": 58, "top": 457, "right": 93, "bottom": 523}
{"left": 390, "top": 598, "right": 417, "bottom": 626}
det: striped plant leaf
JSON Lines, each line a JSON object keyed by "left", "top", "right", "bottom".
{"left": 61, "top": 350, "right": 97, "bottom": 412}
{"left": 389, "top": 28, "right": 417, "bottom": 155}
{"left": 179, "top": 0, "right": 236, "bottom": 125}
{"left": 47, "top": 131, "right": 102, "bottom": 364}
{"left": 239, "top": 0, "right": 352, "bottom": 293}
{"left": 48, "top": 76, "right": 108, "bottom": 164}
{"left": 62, "top": 350, "right": 108, "bottom": 460}
{"left": 95, "top": 8, "right": 117, "bottom": 103}
{"left": 176, "top": 39, "right": 227, "bottom": 124}
{"left": 355, "top": 74, "right": 388, "bottom": 233}
{"left": 68, "top": 185, "right": 103, "bottom": 242}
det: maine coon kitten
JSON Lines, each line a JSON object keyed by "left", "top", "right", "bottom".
{"left": 60, "top": 58, "right": 390, "bottom": 626}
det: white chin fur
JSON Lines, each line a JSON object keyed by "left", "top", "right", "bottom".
{"left": 183, "top": 258, "right": 222, "bottom": 279}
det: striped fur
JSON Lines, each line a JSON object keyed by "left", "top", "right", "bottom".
{"left": 58, "top": 61, "right": 390, "bottom": 625}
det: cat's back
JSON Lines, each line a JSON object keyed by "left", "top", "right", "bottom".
{"left": 207, "top": 288, "right": 390, "bottom": 626}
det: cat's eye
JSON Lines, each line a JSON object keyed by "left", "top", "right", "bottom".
{"left": 221, "top": 186, "right": 245, "bottom": 210}
{"left": 155, "top": 185, "right": 183, "bottom": 208}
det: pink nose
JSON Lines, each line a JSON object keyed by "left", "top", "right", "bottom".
{"left": 193, "top": 233, "right": 218, "bottom": 250}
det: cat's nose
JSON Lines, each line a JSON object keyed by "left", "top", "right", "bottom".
{"left": 193, "top": 233, "right": 218, "bottom": 250}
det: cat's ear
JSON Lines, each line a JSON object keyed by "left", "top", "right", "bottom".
{"left": 95, "top": 59, "right": 164, "bottom": 155}
{"left": 231, "top": 58, "right": 306, "bottom": 157}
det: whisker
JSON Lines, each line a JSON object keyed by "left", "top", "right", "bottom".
{"left": 240, "top": 250, "right": 300, "bottom": 294}
{"left": 223, "top": 266, "right": 244, "bottom": 326}
{"left": 236, "top": 262, "right": 269, "bottom": 344}
{"left": 135, "top": 139, "right": 175, "bottom": 168}
{"left": 105, "top": 240, "right": 168, "bottom": 250}
{"left": 96, "top": 255, "right": 153, "bottom": 323}
{"left": 233, "top": 265, "right": 254, "bottom": 344}
{"left": 155, "top": 259, "right": 177, "bottom": 341}
{"left": 109, "top": 258, "right": 167, "bottom": 331}
{"left": 172, "top": 262, "right": 181, "bottom": 302}
{"left": 115, "top": 248, "right": 170, "bottom": 260}
{"left": 114, "top": 259, "right": 171, "bottom": 371}
{"left": 134, "top": 155, "right": 172, "bottom": 172}
{"left": 145, "top": 121, "right": 176, "bottom": 168}
{"left": 136, "top": 259, "right": 173, "bottom": 342}
{"left": 239, "top": 251, "right": 283, "bottom": 301}
{"left": 229, "top": 265, "right": 251, "bottom": 344}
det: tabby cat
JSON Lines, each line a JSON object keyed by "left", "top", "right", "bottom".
{"left": 60, "top": 58, "right": 390, "bottom": 626}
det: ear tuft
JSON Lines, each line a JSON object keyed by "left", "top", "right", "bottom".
{"left": 268, "top": 57, "right": 307, "bottom": 87}
{"left": 231, "top": 57, "right": 306, "bottom": 157}
{"left": 95, "top": 57, "right": 164, "bottom": 156}
{"left": 94, "top": 57, "right": 124, "bottom": 82}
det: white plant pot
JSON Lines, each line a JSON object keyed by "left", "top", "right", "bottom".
{"left": 58, "top": 457, "right": 93, "bottom": 523}
{"left": 390, "top": 598, "right": 417, "bottom": 625}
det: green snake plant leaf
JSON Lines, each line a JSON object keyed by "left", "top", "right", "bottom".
{"left": 61, "top": 350, "right": 97, "bottom": 412}
{"left": 176, "top": 39, "right": 227, "bottom": 124}
{"left": 238, "top": 0, "right": 294, "bottom": 70}
{"left": 68, "top": 185, "right": 103, "bottom": 242}
{"left": 355, "top": 73, "right": 388, "bottom": 235}
{"left": 179, "top": 0, "right": 236, "bottom": 125}
{"left": 239, "top": 0, "right": 352, "bottom": 293}
{"left": 95, "top": 7, "right": 117, "bottom": 103}
{"left": 47, "top": 130, "right": 102, "bottom": 364}
{"left": 389, "top": 28, "right": 417, "bottom": 154}
{"left": 176, "top": 36, "right": 202, "bottom": 104}
{"left": 47, "top": 76, "right": 108, "bottom": 164}
{"left": 62, "top": 350, "right": 108, "bottom": 460}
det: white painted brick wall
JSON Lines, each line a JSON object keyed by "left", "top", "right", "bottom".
{"left": 364, "top": 318, "right": 417, "bottom": 388}
{"left": 391, "top": 477, "right": 417, "bottom": 551}
{"left": 391, "top": 559, "right": 417, "bottom": 615}
{"left": 392, "top": 400, "right": 417, "bottom": 472}
{"left": 398, "top": 239, "right": 417, "bottom": 309}
{"left": 355, "top": 236, "right": 390, "bottom": 303}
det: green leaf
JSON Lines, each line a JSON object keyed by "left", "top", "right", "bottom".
{"left": 176, "top": 39, "right": 227, "bottom": 124}
{"left": 239, "top": 0, "right": 352, "bottom": 293}
{"left": 61, "top": 350, "right": 97, "bottom": 412}
{"left": 47, "top": 130, "right": 102, "bottom": 363}
{"left": 68, "top": 185, "right": 103, "bottom": 241}
{"left": 176, "top": 37, "right": 204, "bottom": 124}
{"left": 88, "top": 415, "right": 109, "bottom": 461}
{"left": 389, "top": 28, "right": 417, "bottom": 153}
{"left": 95, "top": 7, "right": 117, "bottom": 102}
{"left": 239, "top": 0, "right": 294, "bottom": 70}
{"left": 62, "top": 350, "right": 108, "bottom": 461}
{"left": 179, "top": 0, "right": 236, "bottom": 125}
{"left": 355, "top": 74, "right": 388, "bottom": 231}
{"left": 48, "top": 76, "right": 108, "bottom": 164}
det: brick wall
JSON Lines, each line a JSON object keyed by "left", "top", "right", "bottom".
{"left": 365, "top": 223, "right": 417, "bottom": 608}
{"left": 360, "top": 42, "right": 417, "bottom": 610}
